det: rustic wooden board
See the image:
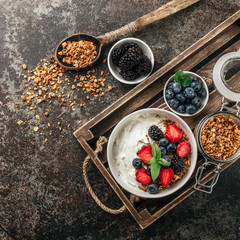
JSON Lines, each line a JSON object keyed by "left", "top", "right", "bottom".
{"left": 74, "top": 11, "right": 240, "bottom": 229}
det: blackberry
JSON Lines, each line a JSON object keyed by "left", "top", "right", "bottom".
{"left": 171, "top": 156, "right": 185, "bottom": 173}
{"left": 122, "top": 42, "right": 140, "bottom": 52}
{"left": 111, "top": 47, "right": 124, "bottom": 66}
{"left": 148, "top": 125, "right": 163, "bottom": 141}
{"left": 120, "top": 69, "right": 139, "bottom": 81}
{"left": 134, "top": 55, "right": 152, "bottom": 75}
{"left": 118, "top": 46, "right": 143, "bottom": 71}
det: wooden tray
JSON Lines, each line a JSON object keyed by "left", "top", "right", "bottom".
{"left": 74, "top": 11, "right": 240, "bottom": 229}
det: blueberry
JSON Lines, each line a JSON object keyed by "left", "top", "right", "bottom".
{"left": 159, "top": 146, "right": 167, "bottom": 155}
{"left": 132, "top": 158, "right": 142, "bottom": 168}
{"left": 190, "top": 80, "right": 197, "bottom": 89}
{"left": 176, "top": 105, "right": 185, "bottom": 113}
{"left": 147, "top": 183, "right": 158, "bottom": 194}
{"left": 167, "top": 81, "right": 174, "bottom": 89}
{"left": 198, "top": 88, "right": 207, "bottom": 98}
{"left": 166, "top": 143, "right": 177, "bottom": 153}
{"left": 183, "top": 87, "right": 195, "bottom": 99}
{"left": 193, "top": 82, "right": 201, "bottom": 92}
{"left": 165, "top": 89, "right": 174, "bottom": 99}
{"left": 192, "top": 77, "right": 202, "bottom": 84}
{"left": 192, "top": 96, "right": 202, "bottom": 109}
{"left": 186, "top": 104, "right": 197, "bottom": 114}
{"left": 168, "top": 98, "right": 179, "bottom": 109}
{"left": 176, "top": 93, "right": 186, "bottom": 103}
{"left": 172, "top": 82, "right": 182, "bottom": 93}
{"left": 191, "top": 77, "right": 202, "bottom": 91}
{"left": 147, "top": 165, "right": 151, "bottom": 175}
{"left": 159, "top": 137, "right": 169, "bottom": 147}
{"left": 162, "top": 155, "right": 172, "bottom": 164}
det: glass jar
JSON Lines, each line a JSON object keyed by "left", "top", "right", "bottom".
{"left": 194, "top": 49, "right": 240, "bottom": 193}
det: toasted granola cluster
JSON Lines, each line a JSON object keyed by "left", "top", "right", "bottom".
{"left": 58, "top": 40, "right": 97, "bottom": 68}
{"left": 201, "top": 114, "right": 240, "bottom": 160}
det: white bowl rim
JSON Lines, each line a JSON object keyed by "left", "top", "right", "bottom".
{"left": 163, "top": 71, "right": 209, "bottom": 117}
{"left": 107, "top": 37, "right": 154, "bottom": 85}
{"left": 107, "top": 108, "right": 198, "bottom": 199}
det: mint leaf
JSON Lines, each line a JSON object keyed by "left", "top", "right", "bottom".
{"left": 159, "top": 158, "right": 171, "bottom": 167}
{"left": 180, "top": 75, "right": 192, "bottom": 87}
{"left": 174, "top": 70, "right": 184, "bottom": 83}
{"left": 151, "top": 161, "right": 161, "bottom": 181}
{"left": 146, "top": 157, "right": 156, "bottom": 165}
{"left": 152, "top": 142, "right": 161, "bottom": 160}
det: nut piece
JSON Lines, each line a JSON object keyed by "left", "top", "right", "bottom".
{"left": 22, "top": 64, "right": 27, "bottom": 70}
{"left": 33, "top": 126, "right": 39, "bottom": 132}
{"left": 17, "top": 120, "right": 23, "bottom": 125}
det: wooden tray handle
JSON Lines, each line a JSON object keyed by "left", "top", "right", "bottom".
{"left": 100, "top": 0, "right": 200, "bottom": 44}
{"left": 83, "top": 136, "right": 136, "bottom": 214}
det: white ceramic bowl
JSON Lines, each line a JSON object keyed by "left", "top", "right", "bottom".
{"left": 107, "top": 38, "right": 154, "bottom": 85}
{"left": 164, "top": 71, "right": 209, "bottom": 117}
{"left": 107, "top": 108, "right": 197, "bottom": 199}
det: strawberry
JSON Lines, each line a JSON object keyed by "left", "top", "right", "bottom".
{"left": 159, "top": 167, "right": 174, "bottom": 186}
{"left": 135, "top": 169, "right": 151, "bottom": 184}
{"left": 165, "top": 124, "right": 182, "bottom": 143}
{"left": 176, "top": 141, "right": 191, "bottom": 157}
{"left": 137, "top": 145, "right": 152, "bottom": 163}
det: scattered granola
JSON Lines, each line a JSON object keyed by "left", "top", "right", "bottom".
{"left": 58, "top": 40, "right": 97, "bottom": 68}
{"left": 201, "top": 114, "right": 240, "bottom": 160}
{"left": 20, "top": 55, "right": 112, "bottom": 138}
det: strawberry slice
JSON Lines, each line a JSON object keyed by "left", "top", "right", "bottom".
{"left": 176, "top": 141, "right": 191, "bottom": 157}
{"left": 159, "top": 167, "right": 174, "bottom": 186}
{"left": 165, "top": 124, "right": 182, "bottom": 143}
{"left": 137, "top": 145, "right": 152, "bottom": 163}
{"left": 135, "top": 169, "right": 151, "bottom": 184}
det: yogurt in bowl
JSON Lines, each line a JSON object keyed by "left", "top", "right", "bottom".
{"left": 107, "top": 108, "right": 197, "bottom": 199}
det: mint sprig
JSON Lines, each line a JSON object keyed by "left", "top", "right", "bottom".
{"left": 146, "top": 142, "right": 171, "bottom": 181}
{"left": 174, "top": 70, "right": 192, "bottom": 87}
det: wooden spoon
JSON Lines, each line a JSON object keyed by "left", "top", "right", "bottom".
{"left": 55, "top": 0, "right": 200, "bottom": 70}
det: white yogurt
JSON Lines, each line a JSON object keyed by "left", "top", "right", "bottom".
{"left": 112, "top": 113, "right": 166, "bottom": 189}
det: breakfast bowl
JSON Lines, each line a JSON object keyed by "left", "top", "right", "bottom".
{"left": 164, "top": 71, "right": 209, "bottom": 117}
{"left": 107, "top": 108, "right": 197, "bottom": 199}
{"left": 107, "top": 38, "right": 154, "bottom": 85}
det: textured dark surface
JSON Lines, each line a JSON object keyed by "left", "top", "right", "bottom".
{"left": 1, "top": 1, "right": 240, "bottom": 239}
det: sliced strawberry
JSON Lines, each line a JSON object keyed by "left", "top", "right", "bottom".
{"left": 159, "top": 167, "right": 174, "bottom": 186}
{"left": 165, "top": 124, "right": 182, "bottom": 143}
{"left": 176, "top": 141, "right": 191, "bottom": 158}
{"left": 135, "top": 169, "right": 151, "bottom": 184}
{"left": 137, "top": 145, "right": 152, "bottom": 163}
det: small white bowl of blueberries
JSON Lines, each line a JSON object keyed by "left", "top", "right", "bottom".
{"left": 164, "top": 70, "right": 209, "bottom": 116}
